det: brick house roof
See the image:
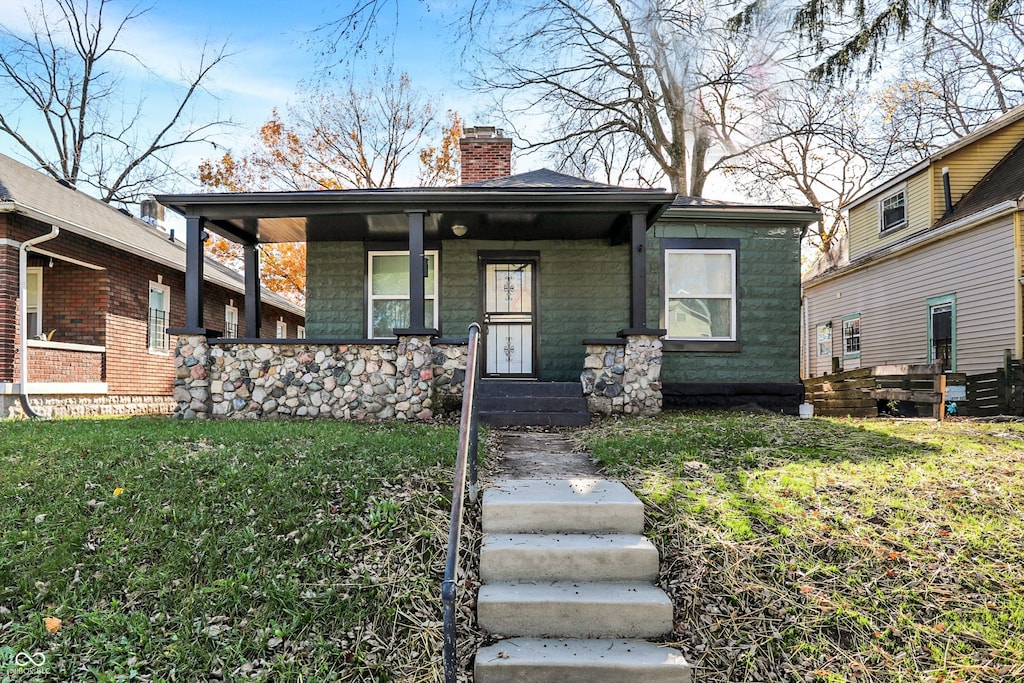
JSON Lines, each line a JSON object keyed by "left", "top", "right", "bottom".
{"left": 0, "top": 153, "right": 302, "bottom": 315}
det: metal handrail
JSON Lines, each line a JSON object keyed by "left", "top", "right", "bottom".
{"left": 442, "top": 322, "right": 482, "bottom": 683}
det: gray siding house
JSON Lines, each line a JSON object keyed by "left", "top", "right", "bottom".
{"left": 803, "top": 107, "right": 1024, "bottom": 378}
{"left": 158, "top": 127, "right": 818, "bottom": 422}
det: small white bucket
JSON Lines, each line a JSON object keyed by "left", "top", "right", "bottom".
{"left": 799, "top": 402, "right": 814, "bottom": 419}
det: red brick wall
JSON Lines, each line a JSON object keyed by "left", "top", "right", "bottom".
{"left": 459, "top": 128, "right": 513, "bottom": 184}
{"left": 1, "top": 212, "right": 305, "bottom": 394}
{"left": 27, "top": 346, "right": 104, "bottom": 383}
{"left": 0, "top": 227, "right": 18, "bottom": 382}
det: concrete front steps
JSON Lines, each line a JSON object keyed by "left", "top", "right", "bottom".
{"left": 475, "top": 477, "right": 692, "bottom": 682}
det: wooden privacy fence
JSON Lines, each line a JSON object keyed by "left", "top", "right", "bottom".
{"left": 803, "top": 364, "right": 947, "bottom": 418}
{"left": 963, "top": 353, "right": 1024, "bottom": 417}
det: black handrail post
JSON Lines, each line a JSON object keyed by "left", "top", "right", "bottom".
{"left": 441, "top": 322, "right": 482, "bottom": 683}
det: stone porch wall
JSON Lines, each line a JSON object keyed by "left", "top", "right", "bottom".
{"left": 173, "top": 336, "right": 469, "bottom": 420}
{"left": 581, "top": 335, "right": 663, "bottom": 416}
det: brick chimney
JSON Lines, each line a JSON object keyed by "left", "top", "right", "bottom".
{"left": 459, "top": 126, "right": 512, "bottom": 184}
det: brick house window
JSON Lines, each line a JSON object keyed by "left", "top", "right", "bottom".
{"left": 25, "top": 267, "right": 42, "bottom": 339}
{"left": 224, "top": 304, "right": 239, "bottom": 337}
{"left": 296, "top": 325, "right": 305, "bottom": 338}
{"left": 276, "top": 320, "right": 287, "bottom": 338}
{"left": 148, "top": 281, "right": 170, "bottom": 353}
{"left": 367, "top": 250, "right": 439, "bottom": 338}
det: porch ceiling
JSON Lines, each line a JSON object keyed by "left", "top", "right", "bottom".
{"left": 155, "top": 188, "right": 675, "bottom": 244}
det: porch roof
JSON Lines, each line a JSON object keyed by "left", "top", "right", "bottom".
{"left": 156, "top": 169, "right": 675, "bottom": 244}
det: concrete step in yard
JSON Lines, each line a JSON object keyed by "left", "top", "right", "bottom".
{"left": 481, "top": 478, "right": 645, "bottom": 534}
{"left": 475, "top": 476, "right": 692, "bottom": 682}
{"left": 475, "top": 638, "right": 692, "bottom": 683}
{"left": 477, "top": 580, "right": 673, "bottom": 638}
{"left": 480, "top": 533, "right": 659, "bottom": 583}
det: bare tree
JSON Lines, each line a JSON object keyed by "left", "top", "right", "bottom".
{"left": 199, "top": 71, "right": 436, "bottom": 192}
{"left": 467, "top": 0, "right": 798, "bottom": 195}
{"left": 0, "top": 0, "right": 229, "bottom": 205}
{"left": 724, "top": 85, "right": 901, "bottom": 253}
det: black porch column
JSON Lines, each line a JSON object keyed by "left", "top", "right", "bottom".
{"left": 395, "top": 210, "right": 435, "bottom": 335}
{"left": 244, "top": 242, "right": 261, "bottom": 338}
{"left": 184, "top": 215, "right": 205, "bottom": 331}
{"left": 620, "top": 211, "right": 666, "bottom": 337}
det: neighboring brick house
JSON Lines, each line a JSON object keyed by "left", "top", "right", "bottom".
{"left": 157, "top": 126, "right": 818, "bottom": 422}
{"left": 0, "top": 153, "right": 304, "bottom": 418}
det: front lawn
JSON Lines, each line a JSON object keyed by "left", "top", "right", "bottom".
{"left": 581, "top": 414, "right": 1024, "bottom": 683}
{"left": 0, "top": 418, "right": 467, "bottom": 682}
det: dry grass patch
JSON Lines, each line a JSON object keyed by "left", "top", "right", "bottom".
{"left": 580, "top": 414, "right": 1024, "bottom": 683}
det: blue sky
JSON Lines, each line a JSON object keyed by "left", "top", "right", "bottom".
{"left": 0, "top": 0, "right": 495, "bottom": 191}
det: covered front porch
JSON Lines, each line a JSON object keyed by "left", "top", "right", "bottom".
{"left": 157, "top": 171, "right": 675, "bottom": 420}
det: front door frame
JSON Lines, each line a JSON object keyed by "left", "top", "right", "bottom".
{"left": 478, "top": 250, "right": 540, "bottom": 378}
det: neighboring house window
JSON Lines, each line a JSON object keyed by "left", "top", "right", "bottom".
{"left": 224, "top": 304, "right": 239, "bottom": 337}
{"left": 276, "top": 320, "right": 287, "bottom": 338}
{"left": 24, "top": 267, "right": 42, "bottom": 339}
{"left": 148, "top": 282, "right": 170, "bottom": 353}
{"left": 879, "top": 187, "right": 907, "bottom": 233}
{"left": 816, "top": 323, "right": 832, "bottom": 357}
{"left": 296, "top": 325, "right": 305, "bottom": 338}
{"left": 367, "top": 250, "right": 439, "bottom": 338}
{"left": 842, "top": 314, "right": 861, "bottom": 358}
{"left": 664, "top": 247, "right": 737, "bottom": 341}
{"left": 928, "top": 295, "right": 956, "bottom": 372}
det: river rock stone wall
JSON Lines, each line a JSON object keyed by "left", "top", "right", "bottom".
{"left": 173, "top": 335, "right": 464, "bottom": 421}
{"left": 581, "top": 335, "right": 663, "bottom": 416}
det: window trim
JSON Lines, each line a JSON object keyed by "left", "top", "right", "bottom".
{"left": 842, "top": 313, "right": 861, "bottom": 359}
{"left": 816, "top": 322, "right": 833, "bottom": 357}
{"left": 927, "top": 294, "right": 956, "bottom": 372}
{"left": 366, "top": 249, "right": 440, "bottom": 339}
{"left": 661, "top": 239, "right": 739, "bottom": 346}
{"left": 148, "top": 281, "right": 171, "bottom": 355}
{"left": 224, "top": 303, "right": 239, "bottom": 338}
{"left": 878, "top": 185, "right": 908, "bottom": 234}
{"left": 296, "top": 325, "right": 305, "bottom": 338}
{"left": 275, "top": 320, "right": 287, "bottom": 339}
{"left": 25, "top": 266, "right": 43, "bottom": 339}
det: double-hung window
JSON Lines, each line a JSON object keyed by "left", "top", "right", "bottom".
{"left": 816, "top": 323, "right": 832, "bottom": 357}
{"left": 842, "top": 314, "right": 861, "bottom": 358}
{"left": 224, "top": 304, "right": 239, "bottom": 337}
{"left": 879, "top": 187, "right": 907, "bottom": 233}
{"left": 24, "top": 267, "right": 42, "bottom": 339}
{"left": 276, "top": 320, "right": 287, "bottom": 338}
{"left": 148, "top": 282, "right": 170, "bottom": 353}
{"left": 664, "top": 243, "right": 737, "bottom": 341}
{"left": 367, "top": 250, "right": 438, "bottom": 338}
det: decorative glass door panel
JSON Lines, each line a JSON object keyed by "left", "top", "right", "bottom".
{"left": 484, "top": 262, "right": 535, "bottom": 376}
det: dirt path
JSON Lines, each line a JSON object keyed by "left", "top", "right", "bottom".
{"left": 485, "top": 430, "right": 600, "bottom": 480}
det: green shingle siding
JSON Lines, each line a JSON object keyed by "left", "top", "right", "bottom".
{"left": 306, "top": 242, "right": 365, "bottom": 338}
{"left": 650, "top": 222, "right": 802, "bottom": 384}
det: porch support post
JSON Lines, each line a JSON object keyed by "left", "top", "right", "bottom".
{"left": 619, "top": 211, "right": 665, "bottom": 337}
{"left": 244, "top": 242, "right": 261, "bottom": 338}
{"left": 395, "top": 210, "right": 437, "bottom": 336}
{"left": 183, "top": 215, "right": 205, "bottom": 332}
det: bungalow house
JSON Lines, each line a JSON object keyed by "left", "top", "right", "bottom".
{"left": 802, "top": 105, "right": 1024, "bottom": 379}
{"left": 157, "top": 127, "right": 819, "bottom": 423}
{"left": 0, "top": 152, "right": 305, "bottom": 418}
